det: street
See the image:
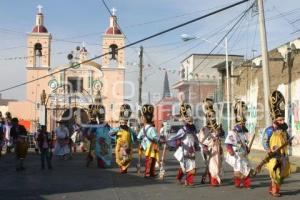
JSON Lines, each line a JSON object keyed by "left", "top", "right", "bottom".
{"left": 0, "top": 149, "right": 299, "bottom": 200}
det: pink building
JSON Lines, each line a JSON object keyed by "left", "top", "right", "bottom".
{"left": 8, "top": 6, "right": 126, "bottom": 131}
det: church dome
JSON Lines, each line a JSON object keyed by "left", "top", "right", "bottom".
{"left": 32, "top": 25, "right": 48, "bottom": 33}
{"left": 105, "top": 27, "right": 122, "bottom": 35}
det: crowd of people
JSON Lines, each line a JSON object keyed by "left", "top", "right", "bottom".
{"left": 0, "top": 90, "right": 293, "bottom": 197}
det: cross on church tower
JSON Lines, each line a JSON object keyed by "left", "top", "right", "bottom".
{"left": 37, "top": 5, "right": 43, "bottom": 13}
{"left": 111, "top": 7, "right": 117, "bottom": 16}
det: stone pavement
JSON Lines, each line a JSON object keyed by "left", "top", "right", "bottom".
{"left": 0, "top": 149, "right": 299, "bottom": 200}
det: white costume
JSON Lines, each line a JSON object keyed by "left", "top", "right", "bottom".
{"left": 170, "top": 126, "right": 198, "bottom": 173}
{"left": 199, "top": 126, "right": 223, "bottom": 183}
{"left": 54, "top": 126, "right": 70, "bottom": 156}
{"left": 225, "top": 129, "right": 252, "bottom": 177}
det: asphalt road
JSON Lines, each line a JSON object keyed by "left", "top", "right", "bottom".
{"left": 0, "top": 149, "right": 299, "bottom": 200}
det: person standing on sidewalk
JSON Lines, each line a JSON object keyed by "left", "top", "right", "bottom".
{"left": 262, "top": 90, "right": 291, "bottom": 197}
{"left": 198, "top": 98, "right": 223, "bottom": 186}
{"left": 225, "top": 100, "right": 252, "bottom": 189}
{"left": 168, "top": 103, "right": 199, "bottom": 186}
{"left": 37, "top": 125, "right": 53, "bottom": 170}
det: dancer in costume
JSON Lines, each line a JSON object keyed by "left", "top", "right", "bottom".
{"left": 137, "top": 104, "right": 160, "bottom": 178}
{"left": 89, "top": 104, "right": 112, "bottom": 168}
{"left": 110, "top": 104, "right": 137, "bottom": 173}
{"left": 84, "top": 113, "right": 98, "bottom": 167}
{"left": 225, "top": 100, "right": 252, "bottom": 189}
{"left": 168, "top": 103, "right": 199, "bottom": 186}
{"left": 198, "top": 98, "right": 223, "bottom": 186}
{"left": 262, "top": 90, "right": 291, "bottom": 197}
{"left": 10, "top": 118, "right": 28, "bottom": 171}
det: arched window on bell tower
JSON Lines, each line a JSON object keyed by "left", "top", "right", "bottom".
{"left": 108, "top": 44, "right": 118, "bottom": 68}
{"left": 109, "top": 44, "right": 118, "bottom": 60}
{"left": 34, "top": 43, "right": 43, "bottom": 67}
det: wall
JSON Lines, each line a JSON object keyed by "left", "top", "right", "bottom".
{"left": 233, "top": 49, "right": 300, "bottom": 156}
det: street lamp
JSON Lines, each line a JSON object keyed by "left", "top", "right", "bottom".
{"left": 180, "top": 34, "right": 231, "bottom": 133}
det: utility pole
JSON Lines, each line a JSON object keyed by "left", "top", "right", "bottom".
{"left": 287, "top": 46, "right": 293, "bottom": 155}
{"left": 225, "top": 37, "right": 231, "bottom": 133}
{"left": 257, "top": 0, "right": 272, "bottom": 126}
{"left": 138, "top": 46, "right": 144, "bottom": 120}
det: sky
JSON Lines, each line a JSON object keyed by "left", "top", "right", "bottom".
{"left": 0, "top": 0, "right": 299, "bottom": 103}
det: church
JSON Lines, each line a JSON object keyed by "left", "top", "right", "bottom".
{"left": 8, "top": 6, "right": 126, "bottom": 131}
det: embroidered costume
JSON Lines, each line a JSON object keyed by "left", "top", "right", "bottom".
{"left": 225, "top": 100, "right": 252, "bottom": 188}
{"left": 137, "top": 104, "right": 160, "bottom": 178}
{"left": 110, "top": 104, "right": 136, "bottom": 173}
{"left": 168, "top": 103, "right": 199, "bottom": 186}
{"left": 262, "top": 90, "right": 291, "bottom": 197}
{"left": 198, "top": 98, "right": 223, "bottom": 186}
{"left": 85, "top": 104, "right": 112, "bottom": 168}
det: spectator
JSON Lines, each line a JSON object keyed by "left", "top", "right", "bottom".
{"left": 3, "top": 112, "right": 13, "bottom": 153}
{"left": 54, "top": 120, "right": 70, "bottom": 160}
{"left": 0, "top": 112, "right": 4, "bottom": 157}
{"left": 37, "top": 125, "right": 53, "bottom": 170}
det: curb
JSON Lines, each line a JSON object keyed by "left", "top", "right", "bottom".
{"left": 248, "top": 155, "right": 300, "bottom": 173}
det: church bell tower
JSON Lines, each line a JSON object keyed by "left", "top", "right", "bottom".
{"left": 102, "top": 8, "right": 125, "bottom": 68}
{"left": 26, "top": 5, "right": 52, "bottom": 109}
{"left": 27, "top": 5, "right": 51, "bottom": 68}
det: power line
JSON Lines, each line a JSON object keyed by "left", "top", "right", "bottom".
{"left": 1, "top": 4, "right": 299, "bottom": 55}
{"left": 100, "top": 0, "right": 159, "bottom": 82}
{"left": 152, "top": 10, "right": 249, "bottom": 69}
{"left": 0, "top": 0, "right": 250, "bottom": 93}
{"left": 192, "top": 2, "right": 254, "bottom": 74}
{"left": 121, "top": 2, "right": 238, "bottom": 29}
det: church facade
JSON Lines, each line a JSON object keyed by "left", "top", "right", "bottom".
{"left": 8, "top": 6, "right": 126, "bottom": 131}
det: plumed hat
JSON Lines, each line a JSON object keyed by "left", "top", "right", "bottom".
{"left": 203, "top": 98, "right": 214, "bottom": 112}
{"left": 269, "top": 90, "right": 285, "bottom": 120}
{"left": 120, "top": 104, "right": 132, "bottom": 121}
{"left": 180, "top": 103, "right": 192, "bottom": 122}
{"left": 88, "top": 104, "right": 105, "bottom": 120}
{"left": 142, "top": 104, "right": 154, "bottom": 121}
{"left": 234, "top": 100, "right": 247, "bottom": 124}
{"left": 203, "top": 98, "right": 218, "bottom": 129}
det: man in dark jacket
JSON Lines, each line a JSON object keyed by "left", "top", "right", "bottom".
{"left": 37, "top": 125, "right": 53, "bottom": 170}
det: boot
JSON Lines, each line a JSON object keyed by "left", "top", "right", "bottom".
{"left": 234, "top": 177, "right": 241, "bottom": 188}
{"left": 243, "top": 176, "right": 251, "bottom": 189}
{"left": 270, "top": 182, "right": 281, "bottom": 197}
{"left": 210, "top": 176, "right": 219, "bottom": 186}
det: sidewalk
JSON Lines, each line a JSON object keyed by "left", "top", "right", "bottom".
{"left": 248, "top": 149, "right": 300, "bottom": 173}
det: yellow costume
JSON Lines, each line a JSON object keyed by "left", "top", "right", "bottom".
{"left": 266, "top": 130, "right": 290, "bottom": 185}
{"left": 111, "top": 104, "right": 136, "bottom": 173}
{"left": 263, "top": 90, "right": 291, "bottom": 197}
{"left": 115, "top": 128, "right": 133, "bottom": 172}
